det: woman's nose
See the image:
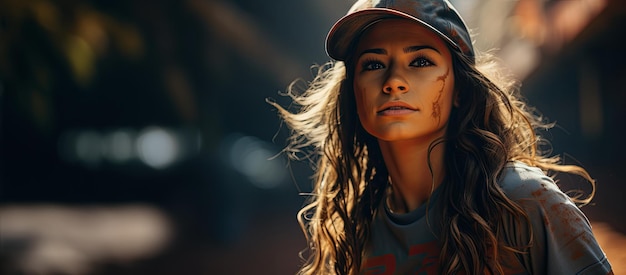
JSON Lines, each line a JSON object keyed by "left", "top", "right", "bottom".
{"left": 382, "top": 66, "right": 408, "bottom": 94}
{"left": 383, "top": 83, "right": 407, "bottom": 94}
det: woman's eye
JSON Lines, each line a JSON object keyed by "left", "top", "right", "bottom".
{"left": 411, "top": 57, "right": 433, "bottom": 67}
{"left": 362, "top": 60, "right": 385, "bottom": 71}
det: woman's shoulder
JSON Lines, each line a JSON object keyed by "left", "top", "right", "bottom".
{"left": 497, "top": 161, "right": 569, "bottom": 204}
{"left": 497, "top": 163, "right": 611, "bottom": 274}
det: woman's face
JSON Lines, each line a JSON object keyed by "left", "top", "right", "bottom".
{"left": 352, "top": 19, "right": 456, "bottom": 142}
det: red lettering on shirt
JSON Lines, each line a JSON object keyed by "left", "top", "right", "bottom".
{"left": 363, "top": 253, "right": 396, "bottom": 275}
{"left": 363, "top": 240, "right": 440, "bottom": 274}
{"left": 408, "top": 241, "right": 440, "bottom": 274}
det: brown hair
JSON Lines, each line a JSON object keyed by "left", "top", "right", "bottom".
{"left": 269, "top": 47, "right": 594, "bottom": 274}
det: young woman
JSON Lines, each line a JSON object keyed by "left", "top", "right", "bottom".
{"left": 271, "top": 0, "right": 613, "bottom": 274}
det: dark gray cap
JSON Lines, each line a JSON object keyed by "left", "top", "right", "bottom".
{"left": 326, "top": 0, "right": 474, "bottom": 62}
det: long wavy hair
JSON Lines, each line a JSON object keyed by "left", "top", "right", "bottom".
{"left": 270, "top": 47, "right": 595, "bottom": 274}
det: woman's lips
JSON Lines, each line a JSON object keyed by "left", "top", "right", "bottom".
{"left": 377, "top": 102, "right": 418, "bottom": 116}
{"left": 378, "top": 106, "right": 416, "bottom": 115}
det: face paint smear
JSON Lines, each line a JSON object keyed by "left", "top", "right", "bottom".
{"left": 431, "top": 69, "right": 450, "bottom": 125}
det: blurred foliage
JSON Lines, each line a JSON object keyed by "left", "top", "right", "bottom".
{"left": 0, "top": 0, "right": 144, "bottom": 83}
{"left": 0, "top": 0, "right": 145, "bottom": 134}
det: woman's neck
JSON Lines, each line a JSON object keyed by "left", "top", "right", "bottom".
{"left": 378, "top": 138, "right": 446, "bottom": 213}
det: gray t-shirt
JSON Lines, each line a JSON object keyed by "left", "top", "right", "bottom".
{"left": 363, "top": 161, "right": 611, "bottom": 274}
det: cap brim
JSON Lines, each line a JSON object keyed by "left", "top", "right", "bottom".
{"left": 326, "top": 8, "right": 460, "bottom": 61}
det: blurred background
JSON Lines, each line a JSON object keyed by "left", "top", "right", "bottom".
{"left": 0, "top": 0, "right": 624, "bottom": 274}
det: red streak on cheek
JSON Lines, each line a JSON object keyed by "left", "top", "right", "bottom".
{"left": 431, "top": 69, "right": 450, "bottom": 124}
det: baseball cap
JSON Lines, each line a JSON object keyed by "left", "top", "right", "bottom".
{"left": 326, "top": 0, "right": 474, "bottom": 62}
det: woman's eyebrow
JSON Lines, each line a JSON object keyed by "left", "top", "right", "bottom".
{"left": 357, "top": 48, "right": 386, "bottom": 59}
{"left": 404, "top": 45, "right": 439, "bottom": 54}
{"left": 357, "top": 45, "right": 439, "bottom": 59}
